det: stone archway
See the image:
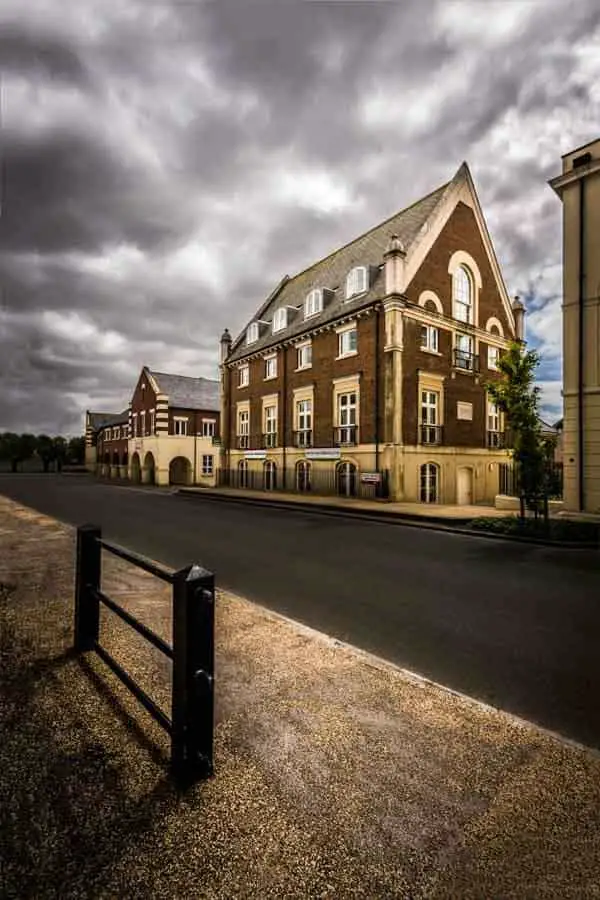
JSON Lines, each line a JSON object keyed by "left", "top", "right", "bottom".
{"left": 130, "top": 452, "right": 141, "bottom": 483}
{"left": 120, "top": 449, "right": 129, "bottom": 479}
{"left": 143, "top": 452, "right": 156, "bottom": 485}
{"left": 169, "top": 456, "right": 192, "bottom": 485}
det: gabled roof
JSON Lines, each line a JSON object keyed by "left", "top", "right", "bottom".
{"left": 149, "top": 370, "right": 220, "bottom": 411}
{"left": 227, "top": 179, "right": 451, "bottom": 363}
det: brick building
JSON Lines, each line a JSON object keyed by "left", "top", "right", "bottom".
{"left": 219, "top": 162, "right": 522, "bottom": 504}
{"left": 94, "top": 412, "right": 130, "bottom": 478}
{"left": 85, "top": 410, "right": 128, "bottom": 473}
{"left": 127, "top": 367, "right": 220, "bottom": 486}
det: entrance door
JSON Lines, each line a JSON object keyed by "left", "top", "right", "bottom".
{"left": 337, "top": 462, "right": 357, "bottom": 497}
{"left": 457, "top": 466, "right": 473, "bottom": 505}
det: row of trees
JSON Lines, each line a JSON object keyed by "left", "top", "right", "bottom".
{"left": 0, "top": 433, "right": 85, "bottom": 473}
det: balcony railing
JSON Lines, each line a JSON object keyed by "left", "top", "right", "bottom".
{"left": 453, "top": 348, "right": 480, "bottom": 373}
{"left": 262, "top": 432, "right": 278, "bottom": 448}
{"left": 236, "top": 434, "right": 249, "bottom": 450}
{"left": 420, "top": 424, "right": 443, "bottom": 445}
{"left": 334, "top": 425, "right": 358, "bottom": 446}
{"left": 487, "top": 430, "right": 506, "bottom": 449}
{"left": 293, "top": 429, "right": 313, "bottom": 448}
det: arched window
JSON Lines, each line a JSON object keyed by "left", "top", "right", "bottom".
{"left": 304, "top": 289, "right": 323, "bottom": 318}
{"left": 336, "top": 461, "right": 357, "bottom": 497}
{"left": 423, "top": 299, "right": 438, "bottom": 313}
{"left": 453, "top": 266, "right": 473, "bottom": 323}
{"left": 420, "top": 463, "right": 439, "bottom": 503}
{"left": 263, "top": 460, "right": 277, "bottom": 491}
{"left": 272, "top": 308, "right": 287, "bottom": 333}
{"left": 238, "top": 459, "right": 249, "bottom": 489}
{"left": 296, "top": 460, "right": 311, "bottom": 493}
{"left": 345, "top": 266, "right": 368, "bottom": 300}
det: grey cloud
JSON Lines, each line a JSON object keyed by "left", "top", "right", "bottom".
{"left": 0, "top": 24, "right": 89, "bottom": 84}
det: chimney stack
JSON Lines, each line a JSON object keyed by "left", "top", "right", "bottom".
{"left": 220, "top": 328, "right": 232, "bottom": 363}
{"left": 383, "top": 234, "right": 407, "bottom": 296}
{"left": 512, "top": 295, "right": 525, "bottom": 342}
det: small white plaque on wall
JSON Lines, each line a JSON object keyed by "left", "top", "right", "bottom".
{"left": 457, "top": 401, "right": 473, "bottom": 421}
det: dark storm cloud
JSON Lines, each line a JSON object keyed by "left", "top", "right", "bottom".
{"left": 1, "top": 0, "right": 598, "bottom": 432}
{"left": 0, "top": 24, "right": 89, "bottom": 84}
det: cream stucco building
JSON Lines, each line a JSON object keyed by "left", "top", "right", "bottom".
{"left": 550, "top": 138, "right": 600, "bottom": 513}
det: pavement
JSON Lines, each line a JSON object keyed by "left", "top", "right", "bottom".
{"left": 180, "top": 484, "right": 512, "bottom": 522}
{"left": 2, "top": 493, "right": 600, "bottom": 898}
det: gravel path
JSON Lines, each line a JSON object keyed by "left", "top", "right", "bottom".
{"left": 1, "top": 494, "right": 600, "bottom": 899}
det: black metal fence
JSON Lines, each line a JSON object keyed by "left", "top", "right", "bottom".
{"left": 499, "top": 462, "right": 563, "bottom": 500}
{"left": 74, "top": 524, "right": 215, "bottom": 782}
{"left": 217, "top": 466, "right": 390, "bottom": 500}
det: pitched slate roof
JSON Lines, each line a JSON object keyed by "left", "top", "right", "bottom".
{"left": 89, "top": 411, "right": 128, "bottom": 430}
{"left": 149, "top": 371, "right": 220, "bottom": 411}
{"left": 227, "top": 174, "right": 455, "bottom": 363}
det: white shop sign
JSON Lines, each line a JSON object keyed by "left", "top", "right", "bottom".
{"left": 456, "top": 401, "right": 473, "bottom": 421}
{"left": 244, "top": 450, "right": 267, "bottom": 460}
{"left": 305, "top": 447, "right": 342, "bottom": 460}
{"left": 361, "top": 473, "right": 381, "bottom": 484}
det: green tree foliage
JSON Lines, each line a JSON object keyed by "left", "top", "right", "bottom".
{"left": 67, "top": 436, "right": 85, "bottom": 464}
{"left": 485, "top": 341, "right": 547, "bottom": 507}
{"left": 0, "top": 432, "right": 37, "bottom": 472}
{"left": 36, "top": 434, "right": 56, "bottom": 472}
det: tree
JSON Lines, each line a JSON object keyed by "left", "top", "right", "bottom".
{"left": 52, "top": 436, "right": 67, "bottom": 472}
{"left": 485, "top": 341, "right": 547, "bottom": 514}
{"left": 0, "top": 433, "right": 37, "bottom": 472}
{"left": 67, "top": 436, "right": 85, "bottom": 464}
{"left": 36, "top": 434, "right": 56, "bottom": 472}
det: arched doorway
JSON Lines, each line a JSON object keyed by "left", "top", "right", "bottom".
{"left": 102, "top": 452, "right": 110, "bottom": 477}
{"left": 169, "top": 456, "right": 191, "bottom": 485}
{"left": 143, "top": 452, "right": 156, "bottom": 485}
{"left": 263, "top": 460, "right": 277, "bottom": 491}
{"left": 296, "top": 460, "right": 311, "bottom": 493}
{"left": 238, "top": 459, "right": 249, "bottom": 489}
{"left": 337, "top": 461, "right": 357, "bottom": 497}
{"left": 420, "top": 462, "right": 439, "bottom": 503}
{"left": 131, "top": 452, "right": 141, "bottom": 483}
{"left": 456, "top": 466, "right": 473, "bottom": 505}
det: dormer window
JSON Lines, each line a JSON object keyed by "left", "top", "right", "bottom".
{"left": 246, "top": 322, "right": 259, "bottom": 344}
{"left": 345, "top": 266, "right": 368, "bottom": 300}
{"left": 272, "top": 308, "right": 287, "bottom": 333}
{"left": 304, "top": 289, "right": 323, "bottom": 318}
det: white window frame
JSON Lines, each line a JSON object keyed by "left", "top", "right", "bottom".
{"left": 174, "top": 417, "right": 188, "bottom": 436}
{"left": 455, "top": 333, "right": 474, "bottom": 369}
{"left": 202, "top": 418, "right": 216, "bottom": 438}
{"left": 487, "top": 399, "right": 500, "bottom": 433}
{"left": 246, "top": 322, "right": 259, "bottom": 344}
{"left": 338, "top": 326, "right": 358, "bottom": 358}
{"left": 238, "top": 409, "right": 249, "bottom": 436}
{"left": 140, "top": 411, "right": 145, "bottom": 435}
{"left": 238, "top": 364, "right": 249, "bottom": 387}
{"left": 345, "top": 265, "right": 368, "bottom": 300}
{"left": 149, "top": 410, "right": 155, "bottom": 434}
{"left": 488, "top": 346, "right": 500, "bottom": 370}
{"left": 304, "top": 289, "right": 323, "bottom": 319}
{"left": 272, "top": 308, "right": 287, "bottom": 333}
{"left": 337, "top": 391, "right": 357, "bottom": 443}
{"left": 421, "top": 390, "right": 438, "bottom": 426}
{"left": 201, "top": 454, "right": 214, "bottom": 476}
{"left": 132, "top": 414, "right": 138, "bottom": 438}
{"left": 420, "top": 462, "right": 439, "bottom": 503}
{"left": 453, "top": 265, "right": 473, "bottom": 324}
{"left": 420, "top": 325, "right": 439, "bottom": 353}
{"left": 265, "top": 354, "right": 277, "bottom": 380}
{"left": 297, "top": 341, "right": 312, "bottom": 370}
{"left": 264, "top": 405, "right": 277, "bottom": 446}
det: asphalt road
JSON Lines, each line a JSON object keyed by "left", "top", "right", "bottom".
{"left": 2, "top": 474, "right": 600, "bottom": 749}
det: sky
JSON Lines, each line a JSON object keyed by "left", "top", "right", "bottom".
{"left": 1, "top": 0, "right": 599, "bottom": 436}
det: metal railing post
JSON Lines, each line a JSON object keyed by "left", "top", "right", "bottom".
{"left": 171, "top": 564, "right": 215, "bottom": 781}
{"left": 74, "top": 524, "right": 101, "bottom": 652}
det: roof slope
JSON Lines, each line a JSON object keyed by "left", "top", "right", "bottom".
{"left": 149, "top": 371, "right": 220, "bottom": 411}
{"left": 90, "top": 411, "right": 128, "bottom": 429}
{"left": 227, "top": 178, "right": 451, "bottom": 362}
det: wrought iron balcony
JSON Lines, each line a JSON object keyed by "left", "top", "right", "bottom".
{"left": 453, "top": 348, "right": 480, "bottom": 373}
{"left": 420, "top": 424, "right": 443, "bottom": 445}
{"left": 236, "top": 434, "right": 249, "bottom": 450}
{"left": 334, "top": 425, "right": 358, "bottom": 446}
{"left": 487, "top": 430, "right": 506, "bottom": 449}
{"left": 293, "top": 429, "right": 313, "bottom": 448}
{"left": 262, "top": 432, "right": 278, "bottom": 449}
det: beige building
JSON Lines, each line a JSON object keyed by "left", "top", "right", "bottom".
{"left": 550, "top": 138, "right": 600, "bottom": 513}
